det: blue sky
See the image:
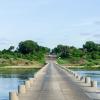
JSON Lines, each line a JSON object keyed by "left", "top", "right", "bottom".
{"left": 0, "top": 0, "right": 100, "bottom": 49}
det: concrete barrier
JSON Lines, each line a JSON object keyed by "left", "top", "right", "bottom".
{"left": 29, "top": 78, "right": 34, "bottom": 86}
{"left": 25, "top": 80, "right": 30, "bottom": 89}
{"left": 77, "top": 75, "right": 81, "bottom": 80}
{"left": 76, "top": 74, "right": 78, "bottom": 78}
{"left": 70, "top": 71, "right": 73, "bottom": 74}
{"left": 18, "top": 85, "right": 26, "bottom": 94}
{"left": 76, "top": 75, "right": 81, "bottom": 80}
{"left": 74, "top": 73, "right": 76, "bottom": 76}
{"left": 74, "top": 73, "right": 78, "bottom": 78}
{"left": 91, "top": 80, "right": 97, "bottom": 88}
{"left": 85, "top": 77, "right": 91, "bottom": 84}
{"left": 9, "top": 63, "right": 48, "bottom": 100}
{"left": 75, "top": 74, "right": 78, "bottom": 79}
{"left": 9, "top": 91, "right": 18, "bottom": 100}
{"left": 72, "top": 71, "right": 75, "bottom": 75}
{"left": 73, "top": 73, "right": 76, "bottom": 76}
{"left": 80, "top": 76, "right": 85, "bottom": 81}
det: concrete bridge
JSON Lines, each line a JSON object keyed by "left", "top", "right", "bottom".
{"left": 9, "top": 61, "right": 100, "bottom": 100}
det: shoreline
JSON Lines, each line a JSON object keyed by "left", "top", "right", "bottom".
{"left": 60, "top": 65, "right": 100, "bottom": 71}
{"left": 0, "top": 63, "right": 43, "bottom": 69}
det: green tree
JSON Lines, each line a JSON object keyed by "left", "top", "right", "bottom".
{"left": 8, "top": 46, "right": 15, "bottom": 52}
{"left": 18, "top": 40, "right": 39, "bottom": 54}
{"left": 52, "top": 45, "right": 70, "bottom": 58}
{"left": 83, "top": 41, "right": 98, "bottom": 52}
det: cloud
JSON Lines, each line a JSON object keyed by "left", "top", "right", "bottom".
{"left": 94, "top": 21, "right": 100, "bottom": 25}
{"left": 93, "top": 34, "right": 100, "bottom": 38}
{"left": 80, "top": 33, "right": 91, "bottom": 36}
{"left": 0, "top": 38, "right": 10, "bottom": 45}
{"left": 94, "top": 40, "right": 100, "bottom": 43}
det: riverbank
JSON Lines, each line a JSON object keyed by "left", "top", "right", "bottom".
{"left": 0, "top": 57, "right": 45, "bottom": 67}
{"left": 0, "top": 64, "right": 42, "bottom": 69}
{"left": 62, "top": 65, "right": 100, "bottom": 70}
{"left": 57, "top": 58, "right": 100, "bottom": 70}
{"left": 0, "top": 67, "right": 40, "bottom": 74}
{"left": 0, "top": 61, "right": 44, "bottom": 74}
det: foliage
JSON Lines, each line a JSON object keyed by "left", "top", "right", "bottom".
{"left": 18, "top": 40, "right": 39, "bottom": 54}
{"left": 0, "top": 40, "right": 50, "bottom": 66}
{"left": 52, "top": 41, "right": 100, "bottom": 66}
{"left": 83, "top": 41, "right": 99, "bottom": 52}
{"left": 52, "top": 45, "right": 70, "bottom": 58}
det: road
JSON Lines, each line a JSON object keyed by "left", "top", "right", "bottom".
{"left": 19, "top": 61, "right": 92, "bottom": 100}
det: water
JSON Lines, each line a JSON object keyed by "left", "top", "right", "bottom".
{"left": 0, "top": 69, "right": 38, "bottom": 100}
{"left": 74, "top": 70, "right": 100, "bottom": 87}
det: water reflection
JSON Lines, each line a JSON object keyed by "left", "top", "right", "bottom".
{"left": 75, "top": 70, "right": 100, "bottom": 87}
{"left": 0, "top": 68, "right": 39, "bottom": 100}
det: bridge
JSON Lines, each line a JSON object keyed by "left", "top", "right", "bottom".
{"left": 9, "top": 60, "right": 100, "bottom": 100}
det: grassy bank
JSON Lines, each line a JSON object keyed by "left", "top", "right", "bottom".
{"left": 0, "top": 57, "right": 45, "bottom": 67}
{"left": 0, "top": 59, "right": 45, "bottom": 74}
{"left": 68, "top": 65, "right": 100, "bottom": 70}
{"left": 0, "top": 67, "right": 40, "bottom": 74}
{"left": 57, "top": 58, "right": 100, "bottom": 70}
{"left": 57, "top": 58, "right": 86, "bottom": 66}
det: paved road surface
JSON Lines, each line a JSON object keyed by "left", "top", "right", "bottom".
{"left": 19, "top": 61, "right": 93, "bottom": 100}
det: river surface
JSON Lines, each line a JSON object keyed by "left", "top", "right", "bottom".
{"left": 0, "top": 69, "right": 38, "bottom": 100}
{"left": 1, "top": 68, "right": 100, "bottom": 100}
{"left": 74, "top": 70, "right": 100, "bottom": 87}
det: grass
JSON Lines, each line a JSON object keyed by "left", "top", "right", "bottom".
{"left": 69, "top": 66, "right": 100, "bottom": 70}
{"left": 57, "top": 58, "right": 100, "bottom": 70}
{"left": 57, "top": 57, "right": 86, "bottom": 66}
{"left": 57, "top": 58, "right": 70, "bottom": 64}
{"left": 0, "top": 68, "right": 40, "bottom": 74}
{"left": 0, "top": 59, "right": 44, "bottom": 74}
{"left": 0, "top": 57, "right": 44, "bottom": 68}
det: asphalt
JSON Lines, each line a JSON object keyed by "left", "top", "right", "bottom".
{"left": 19, "top": 61, "right": 99, "bottom": 100}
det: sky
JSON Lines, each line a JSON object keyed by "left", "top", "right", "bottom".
{"left": 0, "top": 0, "right": 100, "bottom": 49}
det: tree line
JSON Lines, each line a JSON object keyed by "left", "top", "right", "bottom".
{"left": 52, "top": 41, "right": 100, "bottom": 66}
{"left": 0, "top": 40, "right": 50, "bottom": 65}
{"left": 0, "top": 40, "right": 100, "bottom": 66}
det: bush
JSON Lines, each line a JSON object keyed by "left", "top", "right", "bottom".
{"left": 84, "top": 62, "right": 95, "bottom": 67}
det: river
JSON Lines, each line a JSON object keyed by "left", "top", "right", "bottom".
{"left": 0, "top": 68, "right": 39, "bottom": 100}
{"left": 75, "top": 70, "right": 100, "bottom": 87}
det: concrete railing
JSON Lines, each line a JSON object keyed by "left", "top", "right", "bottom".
{"left": 9, "top": 63, "right": 98, "bottom": 100}
{"left": 55, "top": 63, "right": 98, "bottom": 89}
{"left": 9, "top": 92, "right": 19, "bottom": 100}
{"left": 9, "top": 63, "right": 49, "bottom": 100}
{"left": 64, "top": 67, "right": 98, "bottom": 88}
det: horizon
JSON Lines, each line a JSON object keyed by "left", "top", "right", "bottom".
{"left": 0, "top": 39, "right": 99, "bottom": 50}
{"left": 0, "top": 0, "right": 100, "bottom": 50}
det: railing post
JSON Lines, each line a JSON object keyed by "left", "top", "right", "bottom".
{"left": 29, "top": 78, "right": 34, "bottom": 86}
{"left": 91, "top": 80, "right": 97, "bottom": 88}
{"left": 25, "top": 80, "right": 30, "bottom": 90}
{"left": 18, "top": 85, "right": 26, "bottom": 94}
{"left": 9, "top": 91, "right": 18, "bottom": 100}
{"left": 85, "top": 77, "right": 91, "bottom": 84}
{"left": 80, "top": 76, "right": 85, "bottom": 81}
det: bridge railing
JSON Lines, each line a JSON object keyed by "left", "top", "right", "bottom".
{"left": 55, "top": 63, "right": 98, "bottom": 88}
{"left": 9, "top": 63, "right": 49, "bottom": 100}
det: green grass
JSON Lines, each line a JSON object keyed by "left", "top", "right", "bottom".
{"left": 57, "top": 58, "right": 100, "bottom": 70}
{"left": 57, "top": 57, "right": 85, "bottom": 65}
{"left": 0, "top": 68, "right": 40, "bottom": 74}
{"left": 57, "top": 58, "right": 70, "bottom": 64}
{"left": 69, "top": 66, "right": 100, "bottom": 70}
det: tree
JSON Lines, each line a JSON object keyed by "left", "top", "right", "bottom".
{"left": 18, "top": 40, "right": 39, "bottom": 54}
{"left": 52, "top": 45, "right": 70, "bottom": 58}
{"left": 70, "top": 47, "right": 84, "bottom": 57}
{"left": 83, "top": 41, "right": 98, "bottom": 52}
{"left": 8, "top": 46, "right": 15, "bottom": 52}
